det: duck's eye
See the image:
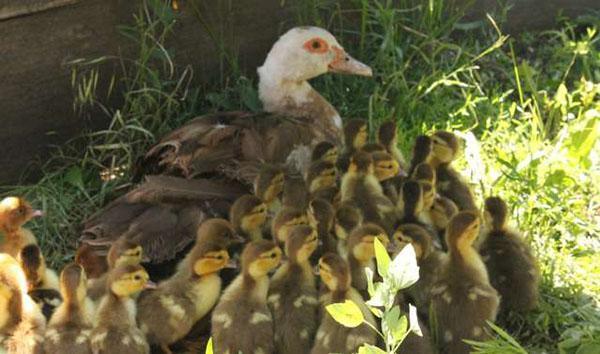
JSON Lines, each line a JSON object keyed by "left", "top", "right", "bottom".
{"left": 312, "top": 40, "right": 321, "bottom": 49}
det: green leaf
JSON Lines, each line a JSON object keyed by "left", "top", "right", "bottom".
{"left": 326, "top": 300, "right": 365, "bottom": 328}
{"left": 374, "top": 237, "right": 390, "bottom": 278}
{"left": 65, "top": 166, "right": 84, "bottom": 190}
{"left": 205, "top": 337, "right": 213, "bottom": 354}
{"left": 382, "top": 306, "right": 408, "bottom": 345}
{"left": 358, "top": 343, "right": 387, "bottom": 354}
{"left": 576, "top": 342, "right": 600, "bottom": 354}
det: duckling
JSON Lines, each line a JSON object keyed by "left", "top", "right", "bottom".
{"left": 18, "top": 244, "right": 61, "bottom": 320}
{"left": 282, "top": 174, "right": 309, "bottom": 211}
{"left": 271, "top": 208, "right": 310, "bottom": 245}
{"left": 137, "top": 238, "right": 232, "bottom": 354}
{"left": 408, "top": 135, "right": 432, "bottom": 176}
{"left": 372, "top": 150, "right": 402, "bottom": 203}
{"left": 0, "top": 253, "right": 46, "bottom": 354}
{"left": 311, "top": 253, "right": 377, "bottom": 354}
{"left": 377, "top": 120, "right": 407, "bottom": 170}
{"left": 230, "top": 194, "right": 268, "bottom": 241}
{"left": 412, "top": 162, "right": 436, "bottom": 185}
{"left": 306, "top": 160, "right": 338, "bottom": 194}
{"left": 430, "top": 196, "right": 459, "bottom": 248}
{"left": 254, "top": 164, "right": 285, "bottom": 214}
{"left": 397, "top": 181, "right": 436, "bottom": 237}
{"left": 311, "top": 141, "right": 338, "bottom": 164}
{"left": 346, "top": 223, "right": 390, "bottom": 295}
{"left": 76, "top": 243, "right": 108, "bottom": 280}
{"left": 0, "top": 196, "right": 43, "bottom": 258}
{"left": 44, "top": 263, "right": 94, "bottom": 354}
{"left": 268, "top": 225, "right": 319, "bottom": 354}
{"left": 334, "top": 203, "right": 363, "bottom": 258}
{"left": 211, "top": 240, "right": 282, "bottom": 354}
{"left": 87, "top": 238, "right": 143, "bottom": 302}
{"left": 430, "top": 211, "right": 499, "bottom": 354}
{"left": 90, "top": 264, "right": 154, "bottom": 354}
{"left": 307, "top": 198, "right": 336, "bottom": 254}
{"left": 341, "top": 151, "right": 396, "bottom": 233}
{"left": 361, "top": 142, "right": 386, "bottom": 153}
{"left": 479, "top": 197, "right": 540, "bottom": 312}
{"left": 338, "top": 119, "right": 368, "bottom": 172}
{"left": 311, "top": 185, "right": 341, "bottom": 207}
{"left": 429, "top": 131, "right": 477, "bottom": 211}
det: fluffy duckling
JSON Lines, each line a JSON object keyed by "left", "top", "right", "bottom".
{"left": 91, "top": 264, "right": 154, "bottom": 354}
{"left": 341, "top": 151, "right": 396, "bottom": 233}
{"left": 18, "top": 244, "right": 61, "bottom": 320}
{"left": 377, "top": 120, "right": 407, "bottom": 170}
{"left": 338, "top": 119, "right": 368, "bottom": 172}
{"left": 312, "top": 185, "right": 341, "bottom": 207}
{"left": 430, "top": 196, "right": 459, "bottom": 249}
{"left": 412, "top": 162, "right": 436, "bottom": 185}
{"left": 76, "top": 243, "right": 108, "bottom": 280}
{"left": 372, "top": 151, "right": 400, "bottom": 182}
{"left": 211, "top": 240, "right": 282, "bottom": 354}
{"left": 334, "top": 203, "right": 363, "bottom": 258}
{"left": 306, "top": 160, "right": 338, "bottom": 194}
{"left": 0, "top": 253, "right": 46, "bottom": 354}
{"left": 430, "top": 211, "right": 499, "bottom": 354}
{"left": 254, "top": 164, "right": 285, "bottom": 213}
{"left": 311, "top": 253, "right": 377, "bottom": 354}
{"left": 87, "top": 238, "right": 143, "bottom": 302}
{"left": 480, "top": 197, "right": 540, "bottom": 312}
{"left": 308, "top": 198, "right": 336, "bottom": 254}
{"left": 44, "top": 263, "right": 94, "bottom": 354}
{"left": 397, "top": 181, "right": 436, "bottom": 235}
{"left": 268, "top": 225, "right": 319, "bottom": 354}
{"left": 429, "top": 131, "right": 477, "bottom": 211}
{"left": 311, "top": 141, "right": 338, "bottom": 164}
{"left": 347, "top": 223, "right": 390, "bottom": 295}
{"left": 271, "top": 208, "right": 310, "bottom": 245}
{"left": 282, "top": 174, "right": 309, "bottom": 211}
{"left": 230, "top": 194, "right": 268, "bottom": 241}
{"left": 137, "top": 238, "right": 233, "bottom": 354}
{"left": 0, "top": 196, "right": 43, "bottom": 258}
{"left": 408, "top": 135, "right": 432, "bottom": 176}
{"left": 361, "top": 142, "right": 386, "bottom": 153}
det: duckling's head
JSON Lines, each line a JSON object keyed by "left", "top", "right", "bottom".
{"left": 393, "top": 224, "right": 432, "bottom": 260}
{"left": 0, "top": 196, "right": 43, "bottom": 231}
{"left": 188, "top": 242, "right": 231, "bottom": 277}
{"left": 318, "top": 253, "right": 350, "bottom": 292}
{"left": 242, "top": 240, "right": 282, "bottom": 278}
{"left": 361, "top": 143, "right": 386, "bottom": 154}
{"left": 430, "top": 196, "right": 458, "bottom": 230}
{"left": 484, "top": 196, "right": 508, "bottom": 231}
{"left": 431, "top": 131, "right": 460, "bottom": 164}
{"left": 419, "top": 181, "right": 435, "bottom": 210}
{"left": 308, "top": 198, "right": 335, "bottom": 234}
{"left": 348, "top": 223, "right": 389, "bottom": 263}
{"left": 285, "top": 225, "right": 318, "bottom": 263}
{"left": 312, "top": 185, "right": 341, "bottom": 207}
{"left": 282, "top": 175, "right": 309, "bottom": 210}
{"left": 347, "top": 151, "right": 374, "bottom": 175}
{"left": 398, "top": 180, "right": 424, "bottom": 216}
{"left": 17, "top": 245, "right": 46, "bottom": 290}
{"left": 334, "top": 203, "right": 363, "bottom": 241}
{"left": 230, "top": 195, "right": 267, "bottom": 236}
{"left": 75, "top": 243, "right": 108, "bottom": 279}
{"left": 411, "top": 162, "right": 436, "bottom": 185}
{"left": 344, "top": 119, "right": 368, "bottom": 150}
{"left": 108, "top": 264, "right": 153, "bottom": 298}
{"left": 258, "top": 26, "right": 372, "bottom": 85}
{"left": 59, "top": 263, "right": 87, "bottom": 304}
{"left": 307, "top": 160, "right": 337, "bottom": 193}
{"left": 196, "top": 218, "right": 240, "bottom": 246}
{"left": 409, "top": 135, "right": 432, "bottom": 171}
{"left": 312, "top": 141, "right": 338, "bottom": 164}
{"left": 372, "top": 151, "right": 400, "bottom": 181}
{"left": 377, "top": 120, "right": 398, "bottom": 149}
{"left": 446, "top": 211, "right": 480, "bottom": 252}
{"left": 272, "top": 208, "right": 310, "bottom": 244}
{"left": 107, "top": 238, "right": 143, "bottom": 269}
{"left": 254, "top": 165, "right": 285, "bottom": 204}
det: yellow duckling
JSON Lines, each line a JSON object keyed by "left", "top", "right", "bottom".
{"left": 311, "top": 141, "right": 338, "bottom": 164}
{"left": 346, "top": 223, "right": 390, "bottom": 296}
{"left": 254, "top": 164, "right": 285, "bottom": 214}
{"left": 211, "top": 240, "right": 282, "bottom": 354}
{"left": 18, "top": 244, "right": 61, "bottom": 320}
{"left": 44, "top": 263, "right": 94, "bottom": 354}
{"left": 230, "top": 194, "right": 268, "bottom": 241}
{"left": 0, "top": 196, "right": 43, "bottom": 258}
{"left": 333, "top": 203, "right": 363, "bottom": 258}
{"left": 271, "top": 208, "right": 310, "bottom": 246}
{"left": 306, "top": 160, "right": 338, "bottom": 195}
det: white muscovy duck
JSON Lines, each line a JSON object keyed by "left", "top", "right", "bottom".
{"left": 79, "top": 26, "right": 372, "bottom": 266}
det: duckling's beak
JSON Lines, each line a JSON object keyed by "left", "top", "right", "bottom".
{"left": 144, "top": 280, "right": 157, "bottom": 290}
{"left": 328, "top": 47, "right": 373, "bottom": 77}
{"left": 231, "top": 233, "right": 246, "bottom": 244}
{"left": 32, "top": 210, "right": 44, "bottom": 217}
{"left": 225, "top": 258, "right": 238, "bottom": 269}
{"left": 386, "top": 242, "right": 398, "bottom": 254}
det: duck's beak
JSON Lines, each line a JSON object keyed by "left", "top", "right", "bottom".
{"left": 32, "top": 210, "right": 44, "bottom": 217}
{"left": 328, "top": 47, "right": 373, "bottom": 77}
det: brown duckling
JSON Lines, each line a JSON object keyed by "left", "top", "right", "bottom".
{"left": 341, "top": 151, "right": 396, "bottom": 233}
{"left": 18, "top": 244, "right": 61, "bottom": 320}
{"left": 254, "top": 164, "right": 285, "bottom": 213}
{"left": 0, "top": 253, "right": 46, "bottom": 354}
{"left": 430, "top": 211, "right": 499, "bottom": 354}
{"left": 346, "top": 223, "right": 390, "bottom": 295}
{"left": 397, "top": 181, "right": 436, "bottom": 237}
{"left": 311, "top": 141, "right": 338, "bottom": 164}
{"left": 91, "top": 264, "right": 154, "bottom": 354}
{"left": 311, "top": 253, "right": 377, "bottom": 354}
{"left": 268, "top": 225, "right": 319, "bottom": 354}
{"left": 312, "top": 185, "right": 341, "bottom": 207}
{"left": 271, "top": 208, "right": 310, "bottom": 245}
{"left": 430, "top": 196, "right": 459, "bottom": 249}
{"left": 307, "top": 198, "right": 336, "bottom": 254}
{"left": 372, "top": 150, "right": 402, "bottom": 203}
{"left": 44, "top": 263, "right": 94, "bottom": 354}
{"left": 76, "top": 243, "right": 108, "bottom": 280}
{"left": 211, "top": 240, "right": 282, "bottom": 354}
{"left": 480, "top": 197, "right": 540, "bottom": 312}
{"left": 282, "top": 174, "right": 309, "bottom": 211}
{"left": 361, "top": 142, "right": 386, "bottom": 153}
{"left": 333, "top": 203, "right": 363, "bottom": 258}
{"left": 412, "top": 162, "right": 436, "bottom": 185}
{"left": 430, "top": 131, "right": 477, "bottom": 211}
{"left": 408, "top": 135, "right": 433, "bottom": 176}
{"left": 306, "top": 160, "right": 338, "bottom": 194}
{"left": 0, "top": 196, "right": 43, "bottom": 258}
{"left": 377, "top": 120, "right": 407, "bottom": 170}
{"left": 137, "top": 236, "right": 233, "bottom": 354}
{"left": 230, "top": 194, "right": 268, "bottom": 241}
{"left": 87, "top": 238, "right": 143, "bottom": 302}
{"left": 338, "top": 119, "right": 368, "bottom": 172}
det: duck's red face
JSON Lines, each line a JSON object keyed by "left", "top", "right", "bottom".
{"left": 302, "top": 36, "right": 372, "bottom": 77}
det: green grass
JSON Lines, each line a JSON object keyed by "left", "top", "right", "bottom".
{"left": 1, "top": 0, "right": 599, "bottom": 352}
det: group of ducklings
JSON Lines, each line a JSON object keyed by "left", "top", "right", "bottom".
{"left": 0, "top": 119, "right": 540, "bottom": 354}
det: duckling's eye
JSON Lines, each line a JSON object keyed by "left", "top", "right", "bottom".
{"left": 134, "top": 275, "right": 142, "bottom": 281}
{"left": 215, "top": 255, "right": 224, "bottom": 260}
{"left": 270, "top": 252, "right": 278, "bottom": 259}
